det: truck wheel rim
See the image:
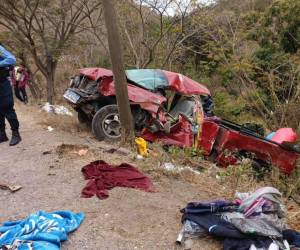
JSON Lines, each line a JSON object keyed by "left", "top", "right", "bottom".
{"left": 102, "top": 113, "right": 121, "bottom": 138}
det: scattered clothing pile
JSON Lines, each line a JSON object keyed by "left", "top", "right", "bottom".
{"left": 81, "top": 160, "right": 154, "bottom": 199}
{"left": 178, "top": 187, "right": 300, "bottom": 250}
{"left": 0, "top": 210, "right": 85, "bottom": 250}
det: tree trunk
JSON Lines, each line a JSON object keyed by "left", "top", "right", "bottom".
{"left": 27, "top": 81, "right": 39, "bottom": 100}
{"left": 102, "top": 0, "right": 134, "bottom": 144}
{"left": 27, "top": 71, "right": 42, "bottom": 100}
{"left": 46, "top": 74, "right": 55, "bottom": 104}
{"left": 46, "top": 56, "right": 57, "bottom": 104}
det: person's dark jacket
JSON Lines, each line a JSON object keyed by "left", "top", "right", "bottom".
{"left": 0, "top": 45, "right": 16, "bottom": 98}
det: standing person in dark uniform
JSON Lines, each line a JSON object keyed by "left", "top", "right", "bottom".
{"left": 0, "top": 43, "right": 22, "bottom": 146}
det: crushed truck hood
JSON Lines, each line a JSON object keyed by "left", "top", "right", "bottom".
{"left": 79, "top": 68, "right": 210, "bottom": 96}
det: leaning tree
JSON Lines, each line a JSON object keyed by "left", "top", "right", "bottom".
{"left": 0, "top": 0, "right": 101, "bottom": 103}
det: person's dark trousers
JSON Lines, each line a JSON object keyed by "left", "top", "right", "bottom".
{"left": 0, "top": 96, "right": 20, "bottom": 132}
{"left": 0, "top": 77, "right": 21, "bottom": 145}
{"left": 20, "top": 87, "right": 28, "bottom": 103}
{"left": 14, "top": 83, "right": 25, "bottom": 103}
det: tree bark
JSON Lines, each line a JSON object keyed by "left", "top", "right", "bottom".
{"left": 46, "top": 74, "right": 55, "bottom": 104}
{"left": 102, "top": 0, "right": 134, "bottom": 144}
{"left": 27, "top": 81, "right": 39, "bottom": 100}
{"left": 46, "top": 56, "right": 57, "bottom": 104}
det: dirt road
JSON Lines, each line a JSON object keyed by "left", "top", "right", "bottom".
{"left": 0, "top": 104, "right": 223, "bottom": 250}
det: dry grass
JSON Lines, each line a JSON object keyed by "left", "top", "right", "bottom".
{"left": 56, "top": 143, "right": 89, "bottom": 155}
{"left": 216, "top": 160, "right": 263, "bottom": 196}
{"left": 37, "top": 111, "right": 91, "bottom": 135}
{"left": 134, "top": 143, "right": 236, "bottom": 198}
{"left": 266, "top": 163, "right": 300, "bottom": 200}
{"left": 18, "top": 102, "right": 90, "bottom": 136}
{"left": 138, "top": 144, "right": 300, "bottom": 229}
{"left": 23, "top": 103, "right": 300, "bottom": 229}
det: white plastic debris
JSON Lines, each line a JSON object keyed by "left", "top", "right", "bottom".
{"left": 54, "top": 105, "right": 73, "bottom": 116}
{"left": 162, "top": 162, "right": 176, "bottom": 171}
{"left": 161, "top": 162, "right": 201, "bottom": 175}
{"left": 136, "top": 154, "right": 144, "bottom": 160}
{"left": 47, "top": 126, "right": 54, "bottom": 132}
{"left": 77, "top": 149, "right": 88, "bottom": 156}
{"left": 42, "top": 102, "right": 55, "bottom": 113}
{"left": 41, "top": 102, "right": 73, "bottom": 116}
{"left": 180, "top": 166, "right": 201, "bottom": 175}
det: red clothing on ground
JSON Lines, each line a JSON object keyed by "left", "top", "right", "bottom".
{"left": 81, "top": 160, "right": 154, "bottom": 199}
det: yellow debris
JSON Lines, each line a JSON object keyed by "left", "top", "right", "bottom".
{"left": 135, "top": 137, "right": 149, "bottom": 157}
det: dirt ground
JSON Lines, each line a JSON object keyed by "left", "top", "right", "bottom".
{"left": 0, "top": 103, "right": 225, "bottom": 250}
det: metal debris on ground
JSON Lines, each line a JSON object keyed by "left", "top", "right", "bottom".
{"left": 42, "top": 150, "right": 52, "bottom": 155}
{"left": 0, "top": 183, "right": 22, "bottom": 192}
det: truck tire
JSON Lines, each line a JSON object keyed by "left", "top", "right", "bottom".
{"left": 92, "top": 105, "right": 121, "bottom": 141}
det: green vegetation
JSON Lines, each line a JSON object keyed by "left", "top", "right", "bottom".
{"left": 1, "top": 0, "right": 300, "bottom": 130}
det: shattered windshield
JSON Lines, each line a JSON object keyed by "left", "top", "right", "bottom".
{"left": 126, "top": 69, "right": 169, "bottom": 90}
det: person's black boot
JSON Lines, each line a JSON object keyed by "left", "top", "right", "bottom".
{"left": 9, "top": 130, "right": 21, "bottom": 146}
{"left": 0, "top": 131, "right": 8, "bottom": 143}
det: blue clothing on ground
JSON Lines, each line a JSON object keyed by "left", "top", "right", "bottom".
{"left": 0, "top": 45, "right": 16, "bottom": 68}
{"left": 0, "top": 210, "right": 85, "bottom": 250}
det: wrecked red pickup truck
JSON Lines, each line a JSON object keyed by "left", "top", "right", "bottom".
{"left": 63, "top": 67, "right": 299, "bottom": 174}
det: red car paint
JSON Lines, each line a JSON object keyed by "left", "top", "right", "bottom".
{"left": 99, "top": 77, "right": 167, "bottom": 115}
{"left": 199, "top": 119, "right": 221, "bottom": 156}
{"left": 163, "top": 70, "right": 210, "bottom": 95}
{"left": 143, "top": 118, "right": 299, "bottom": 174}
{"left": 80, "top": 67, "right": 210, "bottom": 115}
{"left": 79, "top": 68, "right": 113, "bottom": 81}
{"left": 212, "top": 123, "right": 298, "bottom": 174}
{"left": 78, "top": 67, "right": 299, "bottom": 174}
{"left": 80, "top": 67, "right": 211, "bottom": 95}
{"left": 141, "top": 115, "right": 194, "bottom": 147}
{"left": 270, "top": 128, "right": 297, "bottom": 144}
